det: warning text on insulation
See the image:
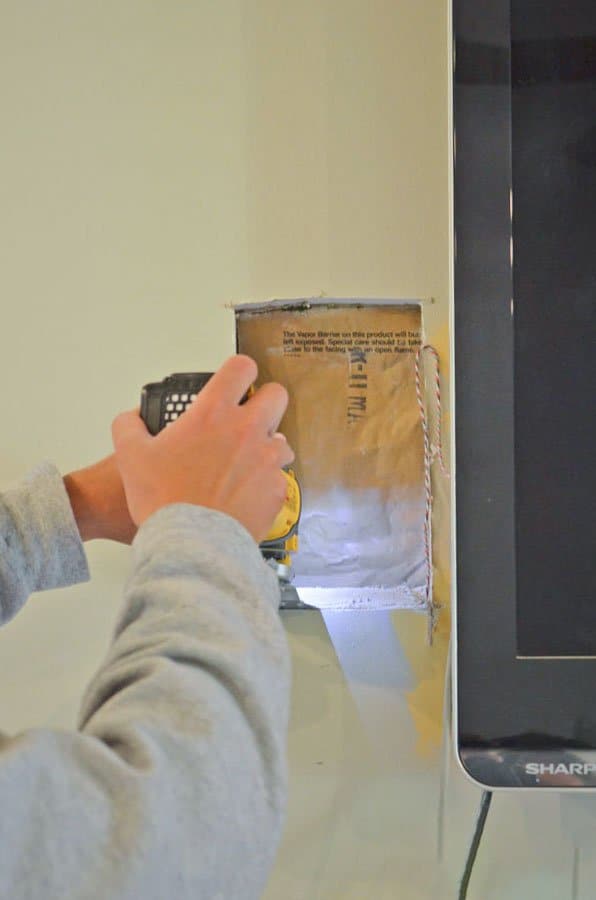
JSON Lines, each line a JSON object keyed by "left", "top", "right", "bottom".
{"left": 282, "top": 329, "right": 421, "bottom": 355}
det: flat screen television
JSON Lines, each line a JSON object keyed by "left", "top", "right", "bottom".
{"left": 453, "top": 0, "right": 596, "bottom": 787}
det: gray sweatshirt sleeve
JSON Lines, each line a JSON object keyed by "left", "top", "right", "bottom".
{"left": 0, "top": 460, "right": 90, "bottom": 624}
{"left": 0, "top": 463, "right": 290, "bottom": 900}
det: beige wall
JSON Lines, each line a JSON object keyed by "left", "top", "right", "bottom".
{"left": 0, "top": 2, "right": 450, "bottom": 896}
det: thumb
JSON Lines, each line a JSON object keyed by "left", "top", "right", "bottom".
{"left": 111, "top": 406, "right": 149, "bottom": 453}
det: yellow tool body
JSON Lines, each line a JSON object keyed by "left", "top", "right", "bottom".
{"left": 261, "top": 468, "right": 301, "bottom": 566}
{"left": 244, "top": 383, "right": 301, "bottom": 566}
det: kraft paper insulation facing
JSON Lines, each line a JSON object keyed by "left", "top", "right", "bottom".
{"left": 235, "top": 299, "right": 433, "bottom": 615}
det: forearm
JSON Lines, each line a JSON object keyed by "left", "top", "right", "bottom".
{"left": 63, "top": 454, "right": 137, "bottom": 544}
{"left": 62, "top": 468, "right": 98, "bottom": 542}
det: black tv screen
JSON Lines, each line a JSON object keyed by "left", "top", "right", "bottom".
{"left": 455, "top": 0, "right": 596, "bottom": 781}
{"left": 512, "top": 3, "right": 596, "bottom": 657}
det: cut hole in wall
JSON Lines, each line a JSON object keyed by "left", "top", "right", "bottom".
{"left": 236, "top": 298, "right": 431, "bottom": 615}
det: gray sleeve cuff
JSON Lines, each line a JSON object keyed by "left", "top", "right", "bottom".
{"left": 0, "top": 460, "right": 90, "bottom": 624}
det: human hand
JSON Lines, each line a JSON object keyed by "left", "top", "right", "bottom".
{"left": 111, "top": 355, "right": 295, "bottom": 543}
{"left": 63, "top": 453, "right": 138, "bottom": 544}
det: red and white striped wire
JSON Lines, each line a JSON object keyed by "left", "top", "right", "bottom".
{"left": 414, "top": 344, "right": 450, "bottom": 641}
